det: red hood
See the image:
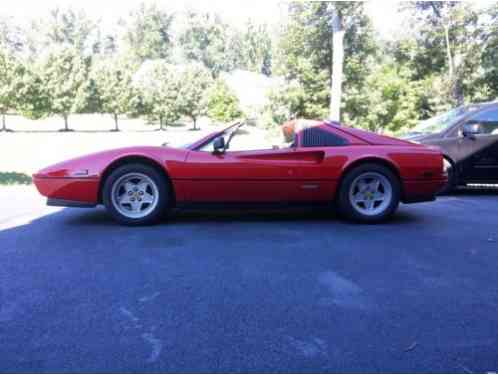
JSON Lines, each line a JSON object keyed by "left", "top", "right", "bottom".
{"left": 34, "top": 146, "right": 188, "bottom": 179}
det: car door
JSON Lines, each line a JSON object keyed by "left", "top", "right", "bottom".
{"left": 175, "top": 125, "right": 344, "bottom": 202}
{"left": 455, "top": 108, "right": 498, "bottom": 182}
{"left": 179, "top": 147, "right": 331, "bottom": 203}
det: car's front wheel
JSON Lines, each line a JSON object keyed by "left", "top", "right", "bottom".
{"left": 338, "top": 163, "right": 400, "bottom": 223}
{"left": 103, "top": 163, "right": 170, "bottom": 225}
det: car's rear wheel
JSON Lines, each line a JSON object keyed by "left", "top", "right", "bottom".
{"left": 338, "top": 163, "right": 400, "bottom": 223}
{"left": 103, "top": 163, "right": 170, "bottom": 225}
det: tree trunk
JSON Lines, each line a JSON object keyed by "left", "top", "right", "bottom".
{"left": 1, "top": 113, "right": 6, "bottom": 132}
{"left": 159, "top": 116, "right": 164, "bottom": 131}
{"left": 443, "top": 23, "right": 454, "bottom": 79}
{"left": 192, "top": 117, "right": 197, "bottom": 130}
{"left": 443, "top": 23, "right": 464, "bottom": 105}
{"left": 63, "top": 114, "right": 69, "bottom": 131}
{"left": 452, "top": 80, "right": 465, "bottom": 106}
{"left": 114, "top": 113, "right": 119, "bottom": 131}
{"left": 329, "top": 13, "right": 344, "bottom": 122}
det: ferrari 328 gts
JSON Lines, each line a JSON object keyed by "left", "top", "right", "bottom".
{"left": 33, "top": 120, "right": 447, "bottom": 225}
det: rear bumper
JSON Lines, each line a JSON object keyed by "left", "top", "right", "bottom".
{"left": 402, "top": 178, "right": 447, "bottom": 204}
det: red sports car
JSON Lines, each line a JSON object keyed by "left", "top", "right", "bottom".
{"left": 33, "top": 120, "right": 447, "bottom": 225}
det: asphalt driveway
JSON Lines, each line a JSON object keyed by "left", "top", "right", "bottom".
{"left": 1, "top": 187, "right": 497, "bottom": 373}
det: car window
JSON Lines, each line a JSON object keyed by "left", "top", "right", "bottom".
{"left": 467, "top": 108, "right": 498, "bottom": 135}
{"left": 198, "top": 137, "right": 222, "bottom": 152}
{"left": 413, "top": 105, "right": 481, "bottom": 135}
{"left": 198, "top": 126, "right": 288, "bottom": 152}
{"left": 301, "top": 127, "right": 349, "bottom": 147}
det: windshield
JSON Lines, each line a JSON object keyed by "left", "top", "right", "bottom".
{"left": 412, "top": 105, "right": 480, "bottom": 134}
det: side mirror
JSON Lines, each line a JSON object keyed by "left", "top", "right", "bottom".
{"left": 462, "top": 123, "right": 481, "bottom": 139}
{"left": 212, "top": 136, "right": 226, "bottom": 153}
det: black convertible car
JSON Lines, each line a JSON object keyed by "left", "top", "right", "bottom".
{"left": 403, "top": 102, "right": 498, "bottom": 192}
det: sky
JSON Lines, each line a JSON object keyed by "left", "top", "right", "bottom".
{"left": 0, "top": 0, "right": 405, "bottom": 37}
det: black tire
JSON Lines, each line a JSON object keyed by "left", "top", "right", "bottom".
{"left": 337, "top": 163, "right": 401, "bottom": 223}
{"left": 438, "top": 157, "right": 456, "bottom": 195}
{"left": 102, "top": 163, "right": 170, "bottom": 225}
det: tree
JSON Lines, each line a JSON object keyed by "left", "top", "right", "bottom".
{"left": 177, "top": 63, "right": 213, "bottom": 130}
{"left": 179, "top": 12, "right": 234, "bottom": 77}
{"left": 91, "top": 28, "right": 118, "bottom": 57}
{"left": 40, "top": 47, "right": 91, "bottom": 131}
{"left": 0, "top": 49, "right": 24, "bottom": 131}
{"left": 135, "top": 61, "right": 181, "bottom": 130}
{"left": 207, "top": 79, "right": 243, "bottom": 123}
{"left": 274, "top": 2, "right": 375, "bottom": 122}
{"left": 407, "top": 2, "right": 494, "bottom": 106}
{"left": 92, "top": 57, "right": 140, "bottom": 131}
{"left": 0, "top": 16, "right": 23, "bottom": 53}
{"left": 28, "top": 7, "right": 96, "bottom": 55}
{"left": 328, "top": 4, "right": 350, "bottom": 121}
{"left": 479, "top": 3, "right": 498, "bottom": 100}
{"left": 238, "top": 20, "right": 273, "bottom": 75}
{"left": 16, "top": 66, "right": 51, "bottom": 122}
{"left": 343, "top": 63, "right": 423, "bottom": 134}
{"left": 120, "top": 2, "right": 173, "bottom": 62}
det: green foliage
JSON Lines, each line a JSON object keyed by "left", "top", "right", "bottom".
{"left": 0, "top": 171, "right": 32, "bottom": 185}
{"left": 136, "top": 61, "right": 181, "bottom": 130}
{"left": 236, "top": 20, "right": 273, "bottom": 76}
{"left": 0, "top": 16, "right": 23, "bottom": 52}
{"left": 0, "top": 49, "right": 23, "bottom": 114}
{"left": 28, "top": 7, "right": 95, "bottom": 55}
{"left": 121, "top": 2, "right": 173, "bottom": 62}
{"left": 176, "top": 63, "right": 213, "bottom": 129}
{"left": 39, "top": 47, "right": 92, "bottom": 130}
{"left": 403, "top": 1, "right": 494, "bottom": 107}
{"left": 179, "top": 12, "right": 235, "bottom": 77}
{"left": 343, "top": 63, "right": 423, "bottom": 134}
{"left": 16, "top": 67, "right": 51, "bottom": 120}
{"left": 3, "top": 2, "right": 498, "bottom": 136}
{"left": 207, "top": 79, "right": 243, "bottom": 123}
{"left": 273, "top": 1, "right": 376, "bottom": 122}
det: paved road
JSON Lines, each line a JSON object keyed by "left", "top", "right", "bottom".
{"left": 1, "top": 187, "right": 498, "bottom": 373}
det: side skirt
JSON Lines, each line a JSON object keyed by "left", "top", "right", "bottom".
{"left": 47, "top": 198, "right": 97, "bottom": 208}
{"left": 175, "top": 201, "right": 333, "bottom": 210}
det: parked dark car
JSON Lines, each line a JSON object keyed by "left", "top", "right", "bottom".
{"left": 402, "top": 102, "right": 498, "bottom": 192}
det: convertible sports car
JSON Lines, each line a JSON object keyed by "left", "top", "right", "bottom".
{"left": 33, "top": 120, "right": 447, "bottom": 225}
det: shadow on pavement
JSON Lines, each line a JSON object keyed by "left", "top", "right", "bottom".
{"left": 57, "top": 205, "right": 423, "bottom": 227}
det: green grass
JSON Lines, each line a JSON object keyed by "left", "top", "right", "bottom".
{"left": 0, "top": 172, "right": 32, "bottom": 185}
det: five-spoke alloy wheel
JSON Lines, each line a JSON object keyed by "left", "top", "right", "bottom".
{"left": 103, "top": 163, "right": 170, "bottom": 225}
{"left": 111, "top": 173, "right": 159, "bottom": 219}
{"left": 338, "top": 163, "right": 400, "bottom": 223}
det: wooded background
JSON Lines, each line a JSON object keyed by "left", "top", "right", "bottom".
{"left": 1, "top": 1, "right": 497, "bottom": 135}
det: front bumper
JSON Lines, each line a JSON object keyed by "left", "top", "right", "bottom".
{"left": 33, "top": 175, "right": 100, "bottom": 206}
